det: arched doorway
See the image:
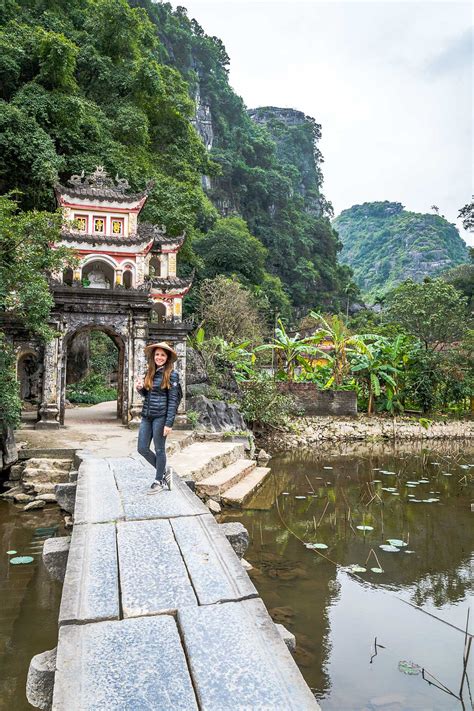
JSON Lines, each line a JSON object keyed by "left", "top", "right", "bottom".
{"left": 82, "top": 260, "right": 115, "bottom": 289}
{"left": 151, "top": 302, "right": 167, "bottom": 324}
{"left": 17, "top": 351, "right": 41, "bottom": 401}
{"left": 61, "top": 326, "right": 125, "bottom": 424}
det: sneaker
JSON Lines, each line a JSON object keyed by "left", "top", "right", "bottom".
{"left": 147, "top": 480, "right": 164, "bottom": 495}
{"left": 164, "top": 466, "right": 173, "bottom": 491}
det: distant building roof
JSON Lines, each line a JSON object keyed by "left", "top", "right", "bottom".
{"left": 138, "top": 223, "right": 185, "bottom": 246}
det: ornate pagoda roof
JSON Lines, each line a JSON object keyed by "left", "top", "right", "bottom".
{"left": 59, "top": 232, "right": 153, "bottom": 248}
{"left": 150, "top": 275, "right": 193, "bottom": 290}
{"left": 55, "top": 166, "right": 152, "bottom": 204}
{"left": 138, "top": 223, "right": 185, "bottom": 247}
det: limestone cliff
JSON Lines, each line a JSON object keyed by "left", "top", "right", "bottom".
{"left": 334, "top": 201, "right": 469, "bottom": 298}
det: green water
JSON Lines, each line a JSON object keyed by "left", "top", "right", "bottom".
{"left": 220, "top": 441, "right": 473, "bottom": 711}
{"left": 0, "top": 502, "right": 64, "bottom": 710}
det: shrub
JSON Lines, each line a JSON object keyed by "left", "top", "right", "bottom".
{"left": 240, "top": 376, "right": 302, "bottom": 430}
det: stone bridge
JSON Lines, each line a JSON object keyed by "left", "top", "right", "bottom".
{"left": 28, "top": 439, "right": 320, "bottom": 710}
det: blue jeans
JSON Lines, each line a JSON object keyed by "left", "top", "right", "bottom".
{"left": 137, "top": 416, "right": 167, "bottom": 482}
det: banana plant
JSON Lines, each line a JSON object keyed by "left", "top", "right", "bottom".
{"left": 308, "top": 312, "right": 374, "bottom": 387}
{"left": 255, "top": 319, "right": 322, "bottom": 381}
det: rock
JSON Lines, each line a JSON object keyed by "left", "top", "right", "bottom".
{"left": 241, "top": 558, "right": 253, "bottom": 571}
{"left": 64, "top": 515, "right": 73, "bottom": 529}
{"left": 14, "top": 493, "right": 36, "bottom": 503}
{"left": 26, "top": 647, "right": 56, "bottom": 710}
{"left": 37, "top": 493, "right": 57, "bottom": 502}
{"left": 186, "top": 347, "right": 209, "bottom": 386}
{"left": 9, "top": 463, "right": 25, "bottom": 481}
{"left": 24, "top": 500, "right": 46, "bottom": 511}
{"left": 269, "top": 606, "right": 295, "bottom": 625}
{"left": 257, "top": 448, "right": 271, "bottom": 464}
{"left": 1, "top": 423, "right": 18, "bottom": 471}
{"left": 275, "top": 623, "right": 296, "bottom": 652}
{"left": 0, "top": 485, "right": 23, "bottom": 499}
{"left": 55, "top": 482, "right": 77, "bottom": 513}
{"left": 206, "top": 499, "right": 221, "bottom": 514}
{"left": 219, "top": 521, "right": 249, "bottom": 558}
{"left": 187, "top": 394, "right": 247, "bottom": 433}
{"left": 43, "top": 537, "right": 71, "bottom": 582}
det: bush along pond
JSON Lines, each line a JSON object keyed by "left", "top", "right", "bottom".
{"left": 219, "top": 440, "right": 474, "bottom": 711}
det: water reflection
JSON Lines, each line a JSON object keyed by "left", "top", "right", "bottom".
{"left": 220, "top": 442, "right": 473, "bottom": 710}
{"left": 0, "top": 501, "right": 64, "bottom": 711}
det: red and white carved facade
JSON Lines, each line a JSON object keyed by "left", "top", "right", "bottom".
{"left": 55, "top": 167, "right": 192, "bottom": 321}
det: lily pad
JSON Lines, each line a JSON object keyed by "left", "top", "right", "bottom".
{"left": 442, "top": 472, "right": 452, "bottom": 476}
{"left": 379, "top": 544, "right": 400, "bottom": 552}
{"left": 406, "top": 484, "right": 417, "bottom": 488}
{"left": 349, "top": 564, "right": 367, "bottom": 573}
{"left": 387, "top": 539, "right": 407, "bottom": 547}
{"left": 6, "top": 550, "right": 17, "bottom": 555}
{"left": 398, "top": 660, "right": 421, "bottom": 675}
{"left": 305, "top": 542, "right": 328, "bottom": 550}
{"left": 282, "top": 492, "right": 290, "bottom": 495}
{"left": 295, "top": 495, "right": 306, "bottom": 500}
{"left": 390, "top": 492, "right": 400, "bottom": 496}
{"left": 371, "top": 567, "right": 384, "bottom": 574}
{"left": 404, "top": 550, "right": 415, "bottom": 554}
{"left": 10, "top": 556, "right": 34, "bottom": 565}
{"left": 323, "top": 466, "right": 333, "bottom": 470}
{"left": 407, "top": 494, "right": 415, "bottom": 498}
{"left": 419, "top": 479, "right": 430, "bottom": 484}
{"left": 373, "top": 479, "right": 381, "bottom": 483}
{"left": 356, "top": 525, "right": 374, "bottom": 531}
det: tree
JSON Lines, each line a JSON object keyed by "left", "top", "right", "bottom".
{"left": 384, "top": 279, "right": 469, "bottom": 351}
{"left": 308, "top": 312, "right": 372, "bottom": 387}
{"left": 255, "top": 319, "right": 321, "bottom": 381}
{"left": 194, "top": 216, "right": 268, "bottom": 285}
{"left": 0, "top": 196, "right": 74, "bottom": 426}
{"left": 458, "top": 198, "right": 474, "bottom": 231}
{"left": 196, "top": 275, "right": 264, "bottom": 344}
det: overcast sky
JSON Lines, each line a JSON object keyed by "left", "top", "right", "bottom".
{"left": 170, "top": 0, "right": 473, "bottom": 246}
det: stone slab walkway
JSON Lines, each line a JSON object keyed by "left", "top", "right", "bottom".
{"left": 53, "top": 452, "right": 320, "bottom": 710}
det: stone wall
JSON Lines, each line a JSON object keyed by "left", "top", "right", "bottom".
{"left": 277, "top": 383, "right": 357, "bottom": 416}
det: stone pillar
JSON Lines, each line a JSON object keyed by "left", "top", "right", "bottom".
{"left": 128, "top": 317, "right": 148, "bottom": 427}
{"left": 36, "top": 331, "right": 62, "bottom": 429}
{"left": 175, "top": 338, "right": 186, "bottom": 417}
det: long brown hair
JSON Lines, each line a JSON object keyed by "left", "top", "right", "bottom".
{"left": 144, "top": 349, "right": 173, "bottom": 390}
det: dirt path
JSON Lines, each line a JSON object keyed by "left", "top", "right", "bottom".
{"left": 18, "top": 401, "right": 190, "bottom": 457}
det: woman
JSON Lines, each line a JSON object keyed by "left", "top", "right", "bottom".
{"left": 136, "top": 341, "right": 180, "bottom": 493}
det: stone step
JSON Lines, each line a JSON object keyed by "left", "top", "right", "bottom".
{"left": 169, "top": 441, "right": 245, "bottom": 482}
{"left": 53, "top": 617, "right": 198, "bottom": 710}
{"left": 195, "top": 458, "right": 256, "bottom": 499}
{"left": 59, "top": 523, "right": 119, "bottom": 626}
{"left": 177, "top": 598, "right": 320, "bottom": 710}
{"left": 221, "top": 467, "right": 272, "bottom": 508}
{"left": 23, "top": 458, "right": 72, "bottom": 473}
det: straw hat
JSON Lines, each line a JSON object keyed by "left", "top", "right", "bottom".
{"left": 144, "top": 341, "right": 177, "bottom": 363}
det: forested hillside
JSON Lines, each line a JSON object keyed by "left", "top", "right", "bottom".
{"left": 0, "top": 0, "right": 351, "bottom": 315}
{"left": 334, "top": 201, "right": 468, "bottom": 299}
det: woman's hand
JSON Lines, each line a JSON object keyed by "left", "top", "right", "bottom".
{"left": 163, "top": 426, "right": 173, "bottom": 437}
{"left": 135, "top": 378, "right": 144, "bottom": 392}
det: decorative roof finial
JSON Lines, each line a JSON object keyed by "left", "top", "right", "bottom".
{"left": 68, "top": 166, "right": 130, "bottom": 194}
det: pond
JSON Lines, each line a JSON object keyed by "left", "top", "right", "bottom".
{"left": 0, "top": 502, "right": 64, "bottom": 711}
{"left": 219, "top": 441, "right": 474, "bottom": 711}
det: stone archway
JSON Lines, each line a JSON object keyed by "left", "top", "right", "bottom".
{"left": 36, "top": 288, "right": 151, "bottom": 429}
{"left": 62, "top": 326, "right": 125, "bottom": 424}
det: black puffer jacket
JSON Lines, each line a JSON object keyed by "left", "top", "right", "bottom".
{"left": 140, "top": 368, "right": 180, "bottom": 426}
